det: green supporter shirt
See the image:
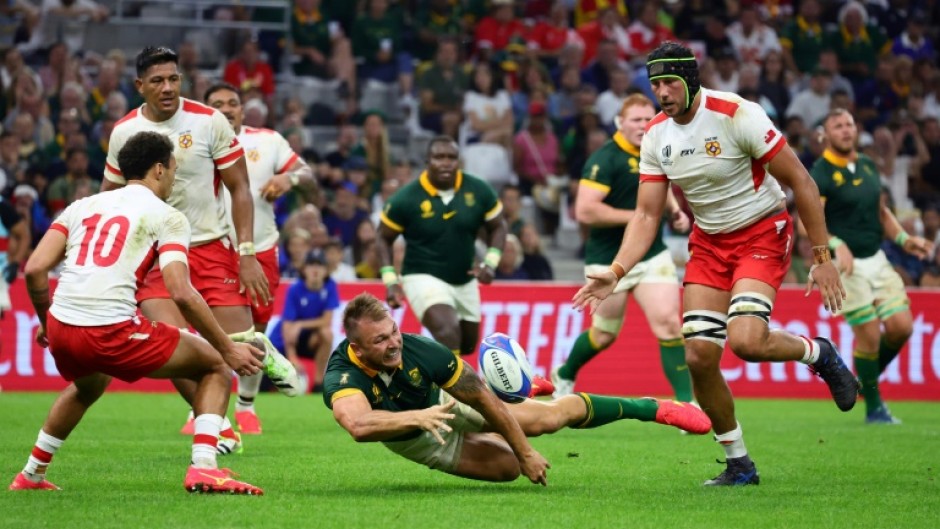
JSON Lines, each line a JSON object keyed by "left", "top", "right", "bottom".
{"left": 413, "top": 8, "right": 463, "bottom": 61}
{"left": 323, "top": 333, "right": 463, "bottom": 442}
{"left": 810, "top": 149, "right": 883, "bottom": 258}
{"left": 291, "top": 8, "right": 333, "bottom": 76}
{"left": 779, "top": 16, "right": 825, "bottom": 74}
{"left": 417, "top": 64, "right": 469, "bottom": 111}
{"left": 826, "top": 24, "right": 890, "bottom": 78}
{"left": 381, "top": 171, "right": 501, "bottom": 285}
{"left": 351, "top": 12, "right": 403, "bottom": 67}
{"left": 580, "top": 132, "right": 666, "bottom": 265}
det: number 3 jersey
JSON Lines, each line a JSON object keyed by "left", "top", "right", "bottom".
{"left": 639, "top": 88, "right": 787, "bottom": 234}
{"left": 49, "top": 185, "right": 191, "bottom": 326}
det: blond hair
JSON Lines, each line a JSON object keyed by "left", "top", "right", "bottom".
{"left": 618, "top": 93, "right": 655, "bottom": 117}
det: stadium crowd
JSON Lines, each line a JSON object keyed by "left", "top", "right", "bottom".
{"left": 1, "top": 0, "right": 940, "bottom": 287}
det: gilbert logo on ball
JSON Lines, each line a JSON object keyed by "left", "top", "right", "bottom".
{"left": 478, "top": 333, "right": 533, "bottom": 403}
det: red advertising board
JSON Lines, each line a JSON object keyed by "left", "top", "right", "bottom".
{"left": 2, "top": 281, "right": 939, "bottom": 400}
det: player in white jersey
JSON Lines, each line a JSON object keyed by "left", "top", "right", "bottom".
{"left": 9, "top": 132, "right": 264, "bottom": 494}
{"left": 100, "top": 47, "right": 301, "bottom": 449}
{"left": 574, "top": 42, "right": 859, "bottom": 487}
{"left": 205, "top": 82, "right": 315, "bottom": 434}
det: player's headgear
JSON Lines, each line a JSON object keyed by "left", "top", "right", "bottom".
{"left": 646, "top": 42, "right": 701, "bottom": 117}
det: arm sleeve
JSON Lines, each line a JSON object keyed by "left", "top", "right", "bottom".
{"left": 638, "top": 130, "right": 667, "bottom": 182}
{"left": 104, "top": 128, "right": 127, "bottom": 184}
{"left": 480, "top": 181, "right": 502, "bottom": 221}
{"left": 733, "top": 100, "right": 787, "bottom": 165}
{"left": 323, "top": 359, "right": 368, "bottom": 409}
{"left": 579, "top": 151, "right": 612, "bottom": 194}
{"left": 272, "top": 132, "right": 300, "bottom": 174}
{"left": 156, "top": 209, "right": 191, "bottom": 269}
{"left": 413, "top": 335, "right": 462, "bottom": 388}
{"left": 379, "top": 192, "right": 407, "bottom": 233}
{"left": 210, "top": 111, "right": 245, "bottom": 170}
{"left": 809, "top": 164, "right": 830, "bottom": 200}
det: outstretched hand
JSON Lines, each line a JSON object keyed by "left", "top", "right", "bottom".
{"left": 468, "top": 263, "right": 496, "bottom": 284}
{"left": 806, "top": 261, "right": 846, "bottom": 313}
{"left": 572, "top": 270, "right": 618, "bottom": 313}
{"left": 386, "top": 283, "right": 405, "bottom": 309}
{"left": 417, "top": 399, "right": 457, "bottom": 445}
{"left": 903, "top": 235, "right": 934, "bottom": 260}
{"left": 518, "top": 449, "right": 551, "bottom": 486}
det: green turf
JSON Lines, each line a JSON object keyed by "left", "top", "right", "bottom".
{"left": 1, "top": 392, "right": 937, "bottom": 529}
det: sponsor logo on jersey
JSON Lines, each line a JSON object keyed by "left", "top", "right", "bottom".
{"left": 178, "top": 132, "right": 193, "bottom": 149}
{"left": 680, "top": 147, "right": 696, "bottom": 156}
{"left": 340, "top": 373, "right": 350, "bottom": 385}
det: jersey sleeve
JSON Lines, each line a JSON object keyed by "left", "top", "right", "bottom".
{"left": 809, "top": 162, "right": 831, "bottom": 200}
{"left": 479, "top": 180, "right": 502, "bottom": 221}
{"left": 156, "top": 209, "right": 191, "bottom": 269}
{"left": 272, "top": 131, "right": 300, "bottom": 175}
{"left": 639, "top": 131, "right": 667, "bottom": 183}
{"left": 49, "top": 201, "right": 77, "bottom": 238}
{"left": 209, "top": 111, "right": 244, "bottom": 170}
{"left": 733, "top": 100, "right": 787, "bottom": 166}
{"left": 323, "top": 353, "right": 369, "bottom": 409}
{"left": 379, "top": 190, "right": 408, "bottom": 233}
{"left": 411, "top": 335, "right": 463, "bottom": 389}
{"left": 579, "top": 151, "right": 611, "bottom": 194}
{"left": 104, "top": 127, "right": 127, "bottom": 185}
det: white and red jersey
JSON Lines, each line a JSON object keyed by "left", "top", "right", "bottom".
{"left": 224, "top": 126, "right": 298, "bottom": 252}
{"left": 49, "top": 185, "right": 190, "bottom": 326}
{"left": 104, "top": 98, "right": 244, "bottom": 245}
{"left": 639, "top": 88, "right": 787, "bottom": 234}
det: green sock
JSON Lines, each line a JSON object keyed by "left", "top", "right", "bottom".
{"left": 877, "top": 336, "right": 904, "bottom": 373}
{"left": 659, "top": 338, "right": 692, "bottom": 402}
{"left": 571, "top": 393, "right": 658, "bottom": 428}
{"left": 558, "top": 330, "right": 604, "bottom": 380}
{"left": 855, "top": 351, "right": 883, "bottom": 412}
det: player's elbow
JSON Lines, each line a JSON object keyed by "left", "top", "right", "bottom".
{"left": 574, "top": 203, "right": 593, "bottom": 224}
{"left": 168, "top": 284, "right": 201, "bottom": 309}
{"left": 23, "top": 259, "right": 48, "bottom": 283}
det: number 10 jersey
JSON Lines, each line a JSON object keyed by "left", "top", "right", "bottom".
{"left": 49, "top": 185, "right": 191, "bottom": 326}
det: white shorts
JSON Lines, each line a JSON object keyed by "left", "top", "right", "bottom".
{"left": 401, "top": 274, "right": 481, "bottom": 322}
{"left": 840, "top": 250, "right": 908, "bottom": 314}
{"left": 0, "top": 279, "right": 10, "bottom": 312}
{"left": 585, "top": 250, "right": 678, "bottom": 294}
{"left": 382, "top": 390, "right": 485, "bottom": 472}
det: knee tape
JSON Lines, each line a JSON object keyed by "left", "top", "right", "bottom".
{"left": 592, "top": 315, "right": 624, "bottom": 335}
{"left": 681, "top": 310, "right": 728, "bottom": 348}
{"left": 727, "top": 292, "right": 773, "bottom": 325}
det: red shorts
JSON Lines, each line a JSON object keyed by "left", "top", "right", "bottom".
{"left": 251, "top": 246, "right": 281, "bottom": 325}
{"left": 137, "top": 239, "right": 249, "bottom": 307}
{"left": 684, "top": 209, "right": 793, "bottom": 291}
{"left": 47, "top": 313, "right": 181, "bottom": 383}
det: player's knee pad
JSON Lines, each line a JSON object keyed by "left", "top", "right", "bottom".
{"left": 592, "top": 315, "right": 624, "bottom": 336}
{"left": 681, "top": 310, "right": 728, "bottom": 348}
{"left": 844, "top": 305, "right": 877, "bottom": 327}
{"left": 727, "top": 292, "right": 773, "bottom": 325}
{"left": 875, "top": 295, "right": 910, "bottom": 321}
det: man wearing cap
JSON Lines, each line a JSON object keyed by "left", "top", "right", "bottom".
{"left": 269, "top": 251, "right": 339, "bottom": 393}
{"left": 575, "top": 42, "right": 859, "bottom": 486}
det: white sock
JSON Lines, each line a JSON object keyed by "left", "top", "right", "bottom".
{"left": 236, "top": 373, "right": 263, "bottom": 412}
{"left": 714, "top": 422, "right": 748, "bottom": 459}
{"left": 220, "top": 416, "right": 234, "bottom": 434}
{"left": 192, "top": 414, "right": 223, "bottom": 469}
{"left": 799, "top": 336, "right": 820, "bottom": 364}
{"left": 23, "top": 430, "right": 64, "bottom": 481}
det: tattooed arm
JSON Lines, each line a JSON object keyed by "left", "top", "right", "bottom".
{"left": 444, "top": 361, "right": 550, "bottom": 485}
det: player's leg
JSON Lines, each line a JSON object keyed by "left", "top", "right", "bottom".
{"left": 450, "top": 433, "right": 522, "bottom": 482}
{"left": 9, "top": 374, "right": 112, "bottom": 490}
{"left": 849, "top": 318, "right": 892, "bottom": 422}
{"left": 422, "top": 304, "right": 462, "bottom": 353}
{"left": 402, "top": 274, "right": 462, "bottom": 355}
{"left": 634, "top": 278, "right": 692, "bottom": 402}
{"left": 553, "top": 288, "right": 627, "bottom": 397}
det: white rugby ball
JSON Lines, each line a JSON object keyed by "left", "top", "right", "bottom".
{"left": 478, "top": 332, "right": 533, "bottom": 403}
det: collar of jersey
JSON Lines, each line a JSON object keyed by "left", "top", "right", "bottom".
{"left": 796, "top": 16, "right": 821, "bottom": 35}
{"left": 346, "top": 344, "right": 401, "bottom": 377}
{"left": 419, "top": 170, "right": 463, "bottom": 196}
{"left": 822, "top": 148, "right": 853, "bottom": 168}
{"left": 613, "top": 131, "right": 640, "bottom": 157}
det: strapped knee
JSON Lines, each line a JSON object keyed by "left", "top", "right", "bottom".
{"left": 681, "top": 310, "right": 728, "bottom": 348}
{"left": 592, "top": 315, "right": 624, "bottom": 336}
{"left": 727, "top": 292, "right": 773, "bottom": 325}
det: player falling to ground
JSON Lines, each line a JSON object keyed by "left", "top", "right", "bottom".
{"left": 810, "top": 108, "right": 933, "bottom": 424}
{"left": 375, "top": 137, "right": 553, "bottom": 396}
{"left": 9, "top": 132, "right": 264, "bottom": 494}
{"left": 574, "top": 42, "right": 860, "bottom": 486}
{"left": 203, "top": 82, "right": 315, "bottom": 434}
{"left": 325, "top": 293, "right": 712, "bottom": 485}
{"left": 100, "top": 47, "right": 302, "bottom": 450}
{"left": 553, "top": 93, "right": 693, "bottom": 403}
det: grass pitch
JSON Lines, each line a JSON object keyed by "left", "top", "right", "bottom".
{"left": 1, "top": 392, "right": 937, "bottom": 529}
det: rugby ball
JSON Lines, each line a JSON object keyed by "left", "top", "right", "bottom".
{"left": 478, "top": 333, "right": 533, "bottom": 403}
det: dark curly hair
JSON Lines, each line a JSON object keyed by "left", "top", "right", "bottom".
{"left": 117, "top": 131, "right": 174, "bottom": 181}
{"left": 136, "top": 46, "right": 178, "bottom": 78}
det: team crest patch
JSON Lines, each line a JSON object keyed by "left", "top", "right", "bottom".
{"left": 246, "top": 148, "right": 260, "bottom": 162}
{"left": 628, "top": 158, "right": 638, "bottom": 173}
{"left": 408, "top": 367, "right": 422, "bottom": 387}
{"left": 464, "top": 192, "right": 475, "bottom": 207}
{"left": 833, "top": 171, "right": 845, "bottom": 186}
{"left": 371, "top": 384, "right": 383, "bottom": 404}
{"left": 178, "top": 133, "right": 193, "bottom": 149}
{"left": 420, "top": 199, "right": 434, "bottom": 218}
{"left": 704, "top": 139, "right": 721, "bottom": 157}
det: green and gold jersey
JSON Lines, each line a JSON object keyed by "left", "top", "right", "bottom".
{"left": 323, "top": 333, "right": 463, "bottom": 441}
{"left": 810, "top": 149, "right": 883, "bottom": 258}
{"left": 779, "top": 16, "right": 825, "bottom": 74}
{"left": 381, "top": 171, "right": 501, "bottom": 285}
{"left": 580, "top": 132, "right": 666, "bottom": 265}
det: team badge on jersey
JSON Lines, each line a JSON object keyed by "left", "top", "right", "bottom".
{"left": 705, "top": 138, "right": 721, "bottom": 157}
{"left": 420, "top": 199, "right": 434, "bottom": 218}
{"left": 246, "top": 148, "right": 260, "bottom": 162}
{"left": 833, "top": 171, "right": 845, "bottom": 186}
{"left": 464, "top": 192, "right": 475, "bottom": 207}
{"left": 408, "top": 367, "right": 423, "bottom": 387}
{"left": 178, "top": 133, "right": 193, "bottom": 149}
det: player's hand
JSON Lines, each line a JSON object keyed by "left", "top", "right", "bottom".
{"left": 223, "top": 342, "right": 265, "bottom": 376}
{"left": 239, "top": 255, "right": 271, "bottom": 307}
{"left": 670, "top": 210, "right": 690, "bottom": 233}
{"left": 416, "top": 400, "right": 456, "bottom": 445}
{"left": 572, "top": 270, "right": 618, "bottom": 313}
{"left": 260, "top": 173, "right": 292, "bottom": 202}
{"left": 35, "top": 324, "right": 48, "bottom": 348}
{"left": 386, "top": 283, "right": 405, "bottom": 309}
{"left": 806, "top": 261, "right": 846, "bottom": 313}
{"left": 903, "top": 236, "right": 933, "bottom": 260}
{"left": 834, "top": 244, "right": 854, "bottom": 276}
{"left": 518, "top": 449, "right": 551, "bottom": 486}
{"left": 468, "top": 263, "right": 495, "bottom": 284}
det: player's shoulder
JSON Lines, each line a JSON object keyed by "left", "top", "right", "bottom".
{"left": 113, "top": 107, "right": 142, "bottom": 131}
{"left": 460, "top": 171, "right": 495, "bottom": 191}
{"left": 241, "top": 125, "right": 279, "bottom": 136}
{"left": 180, "top": 98, "right": 218, "bottom": 117}
{"left": 701, "top": 89, "right": 747, "bottom": 118}
{"left": 403, "top": 333, "right": 450, "bottom": 357}
{"left": 644, "top": 111, "right": 670, "bottom": 134}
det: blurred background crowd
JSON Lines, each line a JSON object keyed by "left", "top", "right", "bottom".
{"left": 2, "top": 0, "right": 940, "bottom": 286}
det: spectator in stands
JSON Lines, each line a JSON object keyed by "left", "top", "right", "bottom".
{"left": 12, "top": 182, "right": 48, "bottom": 244}
{"left": 41, "top": 106, "right": 80, "bottom": 162}
{"left": 699, "top": 14, "right": 733, "bottom": 60}
{"left": 0, "top": 131, "right": 26, "bottom": 194}
{"left": 913, "top": 117, "right": 940, "bottom": 205}
{"left": 514, "top": 100, "right": 560, "bottom": 198}
{"left": 342, "top": 156, "right": 372, "bottom": 210}
{"left": 726, "top": 4, "right": 782, "bottom": 65}
{"left": 783, "top": 231, "right": 814, "bottom": 285}
{"left": 710, "top": 45, "right": 740, "bottom": 93}
{"left": 352, "top": 0, "right": 413, "bottom": 96}
{"left": 417, "top": 37, "right": 467, "bottom": 138}
{"left": 44, "top": 147, "right": 98, "bottom": 216}
{"left": 6, "top": 70, "right": 53, "bottom": 147}
{"left": 413, "top": 0, "right": 463, "bottom": 62}
{"left": 856, "top": 55, "right": 900, "bottom": 127}
{"left": 1, "top": 47, "right": 33, "bottom": 90}
{"left": 223, "top": 39, "right": 276, "bottom": 109}
{"left": 86, "top": 59, "right": 120, "bottom": 123}
{"left": 30, "top": 0, "right": 109, "bottom": 54}
{"left": 828, "top": 1, "right": 891, "bottom": 90}
{"left": 780, "top": 0, "right": 825, "bottom": 75}
{"left": 280, "top": 227, "right": 315, "bottom": 279}
{"left": 576, "top": 7, "right": 629, "bottom": 66}
{"left": 0, "top": 0, "right": 38, "bottom": 49}
{"left": 325, "top": 123, "right": 358, "bottom": 171}
{"left": 626, "top": 1, "right": 677, "bottom": 60}
{"left": 548, "top": 64, "right": 581, "bottom": 135}
{"left": 595, "top": 67, "right": 632, "bottom": 128}
{"left": 474, "top": 0, "right": 527, "bottom": 63}
{"left": 562, "top": 107, "right": 603, "bottom": 180}
{"left": 891, "top": 11, "right": 935, "bottom": 61}
{"left": 37, "top": 42, "right": 68, "bottom": 98}
{"left": 323, "top": 181, "right": 369, "bottom": 246}
{"left": 370, "top": 176, "right": 401, "bottom": 226}
{"left": 323, "top": 237, "right": 356, "bottom": 282}
{"left": 495, "top": 233, "right": 528, "bottom": 280}
{"left": 50, "top": 79, "right": 90, "bottom": 127}
{"left": 574, "top": 0, "right": 627, "bottom": 28}
{"left": 510, "top": 59, "right": 552, "bottom": 128}
{"left": 462, "top": 62, "right": 513, "bottom": 149}
{"left": 529, "top": 2, "right": 581, "bottom": 72}
{"left": 11, "top": 112, "right": 45, "bottom": 169}
{"left": 351, "top": 110, "right": 391, "bottom": 190}
{"left": 581, "top": 39, "right": 628, "bottom": 94}
{"left": 786, "top": 67, "right": 832, "bottom": 129}
{"left": 921, "top": 247, "right": 940, "bottom": 287}
{"left": 519, "top": 223, "right": 553, "bottom": 280}
{"left": 352, "top": 217, "right": 378, "bottom": 277}
{"left": 759, "top": 50, "right": 791, "bottom": 121}
{"left": 500, "top": 184, "right": 525, "bottom": 238}
{"left": 291, "top": 0, "right": 357, "bottom": 112}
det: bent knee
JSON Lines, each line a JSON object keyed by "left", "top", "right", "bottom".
{"left": 684, "top": 340, "right": 723, "bottom": 371}
{"left": 727, "top": 335, "right": 764, "bottom": 362}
